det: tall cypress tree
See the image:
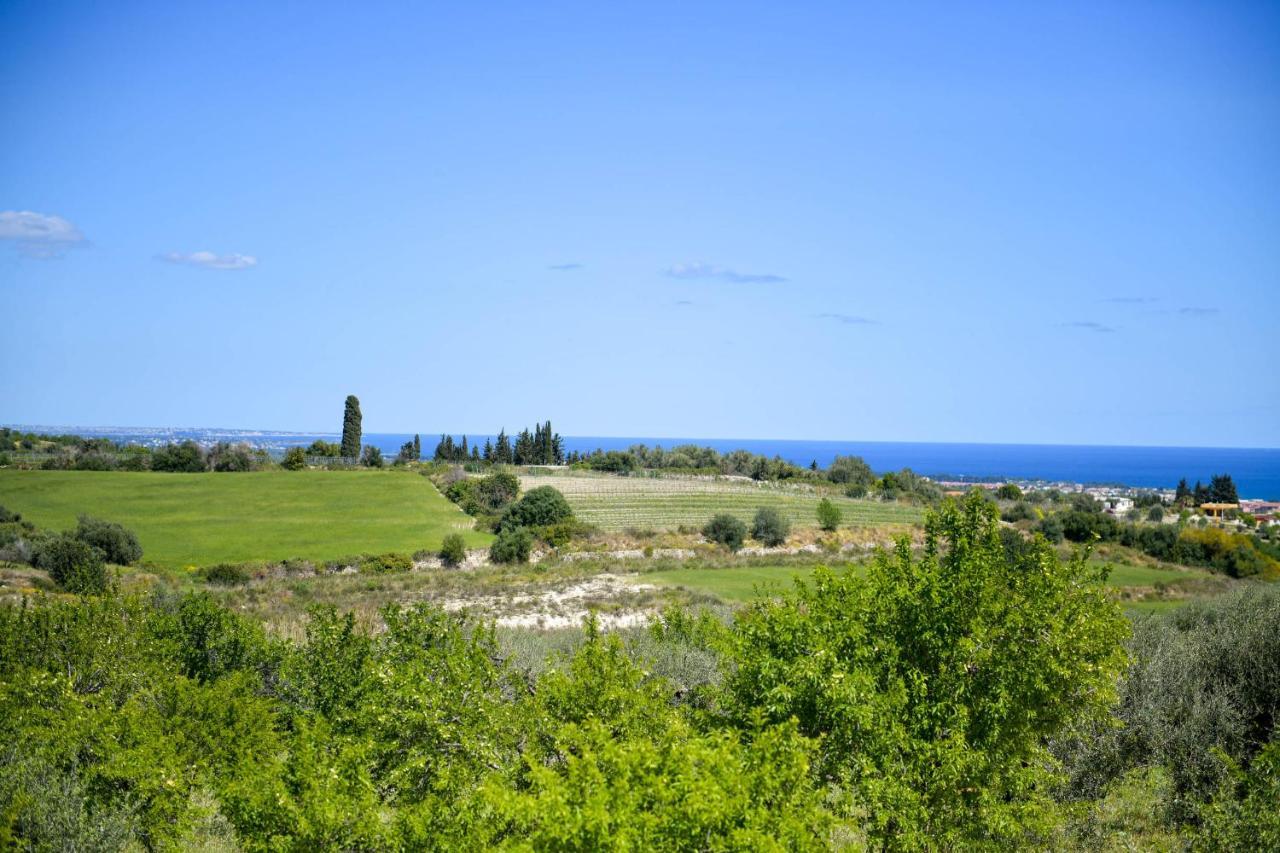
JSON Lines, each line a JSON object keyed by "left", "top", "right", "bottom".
{"left": 340, "top": 395, "right": 362, "bottom": 459}
{"left": 413, "top": 434, "right": 421, "bottom": 461}
{"left": 483, "top": 438, "right": 493, "bottom": 461}
{"left": 460, "top": 435, "right": 469, "bottom": 461}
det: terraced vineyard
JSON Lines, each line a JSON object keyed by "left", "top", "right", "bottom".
{"left": 519, "top": 472, "right": 923, "bottom": 531}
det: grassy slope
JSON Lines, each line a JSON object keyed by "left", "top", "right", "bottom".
{"left": 0, "top": 469, "right": 489, "bottom": 567}
{"left": 519, "top": 473, "right": 922, "bottom": 531}
{"left": 645, "top": 554, "right": 1223, "bottom": 605}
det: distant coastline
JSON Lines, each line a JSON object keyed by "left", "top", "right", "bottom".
{"left": 6, "top": 425, "right": 1279, "bottom": 500}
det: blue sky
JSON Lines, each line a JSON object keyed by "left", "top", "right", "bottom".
{"left": 2, "top": 1, "right": 1277, "bottom": 447}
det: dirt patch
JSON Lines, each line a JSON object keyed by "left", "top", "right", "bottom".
{"left": 435, "top": 573, "right": 657, "bottom": 629}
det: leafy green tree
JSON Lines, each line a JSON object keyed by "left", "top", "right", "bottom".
{"left": 439, "top": 534, "right": 466, "bottom": 567}
{"left": 360, "top": 445, "right": 384, "bottom": 468}
{"left": 1146, "top": 505, "right": 1165, "bottom": 523}
{"left": 1196, "top": 737, "right": 1280, "bottom": 850}
{"left": 817, "top": 498, "right": 842, "bottom": 532}
{"left": 826, "top": 454, "right": 874, "bottom": 487}
{"left": 497, "top": 486, "right": 573, "bottom": 532}
{"left": 73, "top": 515, "right": 142, "bottom": 565}
{"left": 995, "top": 483, "right": 1023, "bottom": 501}
{"left": 340, "top": 395, "right": 362, "bottom": 459}
{"left": 281, "top": 446, "right": 306, "bottom": 470}
{"left": 1208, "top": 474, "right": 1239, "bottom": 504}
{"left": 34, "top": 533, "right": 108, "bottom": 594}
{"left": 725, "top": 492, "right": 1128, "bottom": 847}
{"left": 751, "top": 506, "right": 790, "bottom": 546}
{"left": 1175, "top": 478, "right": 1192, "bottom": 503}
{"left": 702, "top": 514, "right": 746, "bottom": 551}
{"left": 151, "top": 440, "right": 207, "bottom": 472}
{"left": 490, "top": 527, "right": 533, "bottom": 563}
{"left": 208, "top": 442, "right": 255, "bottom": 472}
{"left": 307, "top": 439, "right": 342, "bottom": 457}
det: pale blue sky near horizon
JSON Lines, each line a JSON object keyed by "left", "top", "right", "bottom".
{"left": 2, "top": 2, "right": 1277, "bottom": 447}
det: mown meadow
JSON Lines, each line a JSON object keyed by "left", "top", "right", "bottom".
{"left": 0, "top": 469, "right": 489, "bottom": 568}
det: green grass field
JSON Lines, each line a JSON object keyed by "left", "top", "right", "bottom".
{"left": 644, "top": 557, "right": 1220, "bottom": 604}
{"left": 519, "top": 473, "right": 922, "bottom": 532}
{"left": 0, "top": 469, "right": 489, "bottom": 568}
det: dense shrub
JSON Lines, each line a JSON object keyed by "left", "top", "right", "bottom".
{"left": 497, "top": 486, "right": 573, "bottom": 532}
{"left": 1146, "top": 505, "right": 1165, "bottom": 523}
{"left": 751, "top": 506, "right": 790, "bottom": 546}
{"left": 151, "top": 441, "right": 207, "bottom": 472}
{"left": 1058, "top": 585, "right": 1280, "bottom": 826}
{"left": 1038, "top": 514, "right": 1065, "bottom": 543}
{"left": 490, "top": 527, "right": 534, "bottom": 564}
{"left": 281, "top": 446, "right": 306, "bottom": 470}
{"left": 702, "top": 514, "right": 746, "bottom": 551}
{"left": 73, "top": 515, "right": 142, "bottom": 565}
{"left": 33, "top": 533, "right": 108, "bottom": 594}
{"left": 208, "top": 442, "right": 256, "bottom": 472}
{"left": 727, "top": 492, "right": 1128, "bottom": 847}
{"left": 0, "top": 504, "right": 20, "bottom": 524}
{"left": 201, "top": 562, "right": 252, "bottom": 585}
{"left": 361, "top": 445, "right": 384, "bottom": 468}
{"left": 1001, "top": 501, "right": 1035, "bottom": 522}
{"left": 816, "top": 497, "right": 842, "bottom": 531}
{"left": 826, "top": 454, "right": 874, "bottom": 487}
{"left": 446, "top": 471, "right": 521, "bottom": 517}
{"left": 995, "top": 483, "right": 1023, "bottom": 500}
{"left": 360, "top": 552, "right": 412, "bottom": 573}
{"left": 439, "top": 534, "right": 467, "bottom": 567}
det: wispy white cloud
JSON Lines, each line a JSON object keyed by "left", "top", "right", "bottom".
{"left": 549, "top": 262, "right": 582, "bottom": 271}
{"left": 665, "top": 261, "right": 787, "bottom": 284}
{"left": 0, "top": 210, "right": 87, "bottom": 258}
{"left": 818, "top": 312, "right": 878, "bottom": 326}
{"left": 1178, "top": 306, "right": 1218, "bottom": 317}
{"left": 159, "top": 251, "right": 258, "bottom": 270}
{"left": 1064, "top": 320, "right": 1115, "bottom": 333}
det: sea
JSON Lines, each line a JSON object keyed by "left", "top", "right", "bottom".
{"left": 11, "top": 425, "right": 1280, "bottom": 500}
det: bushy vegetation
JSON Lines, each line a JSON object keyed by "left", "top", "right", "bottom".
{"left": 816, "top": 497, "right": 842, "bottom": 531}
{"left": 497, "top": 485, "right": 574, "bottom": 533}
{"left": 6, "top": 492, "right": 1244, "bottom": 849}
{"left": 728, "top": 494, "right": 1129, "bottom": 847}
{"left": 1037, "top": 503, "right": 1279, "bottom": 579}
{"left": 1057, "top": 585, "right": 1280, "bottom": 838}
{"left": 703, "top": 513, "right": 747, "bottom": 551}
{"left": 73, "top": 514, "right": 143, "bottom": 565}
{"left": 751, "top": 505, "right": 790, "bottom": 546}
{"left": 439, "top": 533, "right": 467, "bottom": 567}
{"left": 201, "top": 562, "right": 252, "bottom": 585}
{"left": 443, "top": 470, "right": 520, "bottom": 519}
{"left": 32, "top": 533, "right": 109, "bottom": 593}
{"left": 360, "top": 552, "right": 413, "bottom": 573}
{"left": 281, "top": 446, "right": 307, "bottom": 470}
{"left": 489, "top": 527, "right": 534, "bottom": 564}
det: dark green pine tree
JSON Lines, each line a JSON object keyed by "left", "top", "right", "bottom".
{"left": 515, "top": 429, "right": 534, "bottom": 465}
{"left": 1208, "top": 473, "right": 1238, "bottom": 504}
{"left": 1175, "top": 478, "right": 1191, "bottom": 501}
{"left": 1193, "top": 480, "right": 1210, "bottom": 505}
{"left": 541, "top": 421, "right": 554, "bottom": 464}
{"left": 460, "top": 435, "right": 469, "bottom": 461}
{"left": 413, "top": 434, "right": 421, "bottom": 460}
{"left": 552, "top": 430, "right": 564, "bottom": 465}
{"left": 495, "top": 429, "right": 512, "bottom": 464}
{"left": 340, "top": 395, "right": 362, "bottom": 459}
{"left": 483, "top": 438, "right": 493, "bottom": 461}
{"left": 471, "top": 445, "right": 480, "bottom": 462}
